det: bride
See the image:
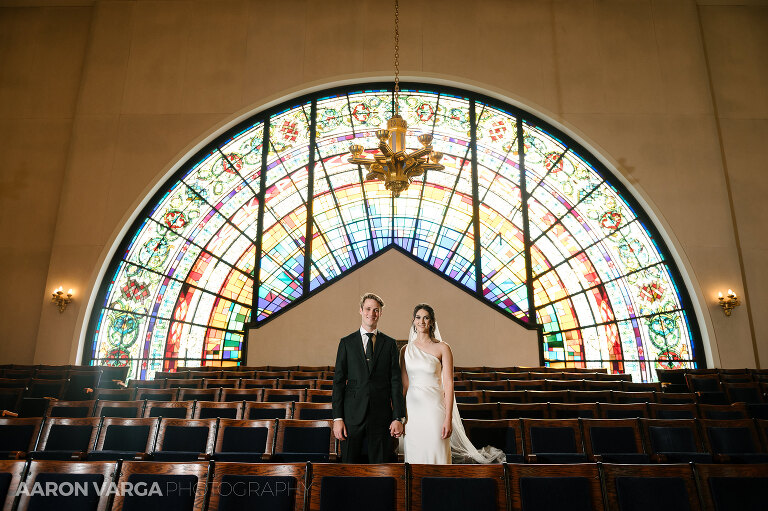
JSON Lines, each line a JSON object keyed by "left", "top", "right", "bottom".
{"left": 400, "top": 303, "right": 505, "bottom": 464}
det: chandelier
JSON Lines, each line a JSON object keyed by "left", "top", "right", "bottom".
{"left": 347, "top": 0, "right": 444, "bottom": 198}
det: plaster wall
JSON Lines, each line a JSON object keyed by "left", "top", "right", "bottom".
{"left": 247, "top": 250, "right": 541, "bottom": 367}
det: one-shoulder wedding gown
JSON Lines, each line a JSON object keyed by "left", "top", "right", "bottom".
{"left": 403, "top": 342, "right": 505, "bottom": 464}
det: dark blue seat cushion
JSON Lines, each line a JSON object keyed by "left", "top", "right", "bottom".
{"left": 590, "top": 427, "right": 639, "bottom": 454}
{"left": 271, "top": 452, "right": 329, "bottom": 462}
{"left": 598, "top": 453, "right": 650, "bottom": 464}
{"left": 0, "top": 424, "right": 35, "bottom": 451}
{"left": 0, "top": 473, "right": 11, "bottom": 507}
{"left": 49, "top": 406, "right": 91, "bottom": 418}
{"left": 18, "top": 398, "right": 50, "bottom": 418}
{"left": 148, "top": 408, "right": 187, "bottom": 419}
{"left": 296, "top": 409, "right": 333, "bottom": 420}
{"left": 654, "top": 410, "right": 695, "bottom": 419}
{"left": 103, "top": 425, "right": 150, "bottom": 452}
{"left": 151, "top": 451, "right": 203, "bottom": 462}
{"left": 319, "top": 476, "right": 395, "bottom": 511}
{"left": 86, "top": 450, "right": 142, "bottom": 461}
{"left": 461, "top": 409, "right": 495, "bottom": 420}
{"left": 211, "top": 452, "right": 264, "bottom": 462}
{"left": 747, "top": 404, "right": 768, "bottom": 419}
{"left": 99, "top": 407, "right": 140, "bottom": 418}
{"left": 27, "top": 473, "right": 105, "bottom": 511}
{"left": 44, "top": 424, "right": 94, "bottom": 451}
{"left": 266, "top": 395, "right": 299, "bottom": 403}
{"left": 421, "top": 477, "right": 496, "bottom": 511}
{"left": 700, "top": 410, "right": 745, "bottom": 420}
{"left": 220, "top": 427, "right": 268, "bottom": 454}
{"left": 720, "top": 453, "right": 768, "bottom": 464}
{"left": 29, "top": 450, "right": 82, "bottom": 460}
{"left": 520, "top": 477, "right": 593, "bottom": 511}
{"left": 248, "top": 409, "right": 288, "bottom": 420}
{"left": 120, "top": 473, "right": 198, "bottom": 511}
{"left": 530, "top": 427, "right": 578, "bottom": 453}
{"left": 728, "top": 388, "right": 762, "bottom": 404}
{"left": 215, "top": 475, "right": 295, "bottom": 511}
{"left": 708, "top": 477, "right": 768, "bottom": 510}
{"left": 605, "top": 410, "right": 645, "bottom": 419}
{"left": 697, "top": 392, "right": 729, "bottom": 405}
{"left": 660, "top": 452, "right": 713, "bottom": 463}
{"left": 198, "top": 408, "right": 238, "bottom": 419}
{"left": 707, "top": 427, "right": 758, "bottom": 454}
{"left": 466, "top": 427, "right": 518, "bottom": 455}
{"left": 553, "top": 409, "right": 595, "bottom": 419}
{"left": 160, "top": 426, "right": 209, "bottom": 452}
{"left": 282, "top": 427, "right": 330, "bottom": 454}
{"left": 648, "top": 427, "right": 698, "bottom": 453}
{"left": 532, "top": 453, "right": 588, "bottom": 464}
{"left": 616, "top": 477, "right": 692, "bottom": 511}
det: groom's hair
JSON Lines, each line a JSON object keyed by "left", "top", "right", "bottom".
{"left": 359, "top": 292, "right": 384, "bottom": 309}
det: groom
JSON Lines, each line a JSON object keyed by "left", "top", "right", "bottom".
{"left": 332, "top": 293, "right": 406, "bottom": 463}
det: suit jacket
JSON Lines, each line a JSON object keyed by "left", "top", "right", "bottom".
{"left": 332, "top": 330, "right": 406, "bottom": 427}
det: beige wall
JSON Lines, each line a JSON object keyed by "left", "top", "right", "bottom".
{"left": 0, "top": 0, "right": 765, "bottom": 369}
{"left": 248, "top": 250, "right": 541, "bottom": 367}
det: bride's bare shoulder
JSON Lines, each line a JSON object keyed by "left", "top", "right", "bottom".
{"left": 436, "top": 340, "right": 452, "bottom": 353}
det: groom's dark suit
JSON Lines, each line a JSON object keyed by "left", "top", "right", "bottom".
{"left": 332, "top": 330, "right": 406, "bottom": 463}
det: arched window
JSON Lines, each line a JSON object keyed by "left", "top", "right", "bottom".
{"left": 85, "top": 84, "right": 702, "bottom": 382}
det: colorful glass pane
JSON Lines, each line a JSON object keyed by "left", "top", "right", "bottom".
{"left": 88, "top": 86, "right": 700, "bottom": 381}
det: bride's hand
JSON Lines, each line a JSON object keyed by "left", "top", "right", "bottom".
{"left": 441, "top": 420, "right": 452, "bottom": 439}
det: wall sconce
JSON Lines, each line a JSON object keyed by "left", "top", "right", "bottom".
{"left": 718, "top": 289, "right": 740, "bottom": 316}
{"left": 51, "top": 286, "right": 73, "bottom": 313}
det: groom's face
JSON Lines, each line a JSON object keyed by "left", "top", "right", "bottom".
{"left": 360, "top": 298, "right": 382, "bottom": 331}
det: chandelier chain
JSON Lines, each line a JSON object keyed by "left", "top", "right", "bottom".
{"left": 394, "top": 0, "right": 400, "bottom": 114}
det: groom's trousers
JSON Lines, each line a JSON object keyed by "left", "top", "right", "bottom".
{"left": 342, "top": 418, "right": 395, "bottom": 463}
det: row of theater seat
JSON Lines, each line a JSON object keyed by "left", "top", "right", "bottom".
{"left": 35, "top": 399, "right": 335, "bottom": 420}
{"left": 1, "top": 460, "right": 766, "bottom": 511}
{"left": 4, "top": 416, "right": 768, "bottom": 466}
{"left": 5, "top": 390, "right": 766, "bottom": 421}
{"left": 457, "top": 402, "right": 768, "bottom": 421}
{"left": 7, "top": 398, "right": 768, "bottom": 422}
{"left": 0, "top": 417, "right": 337, "bottom": 463}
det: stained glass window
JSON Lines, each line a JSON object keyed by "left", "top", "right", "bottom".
{"left": 86, "top": 84, "right": 702, "bottom": 381}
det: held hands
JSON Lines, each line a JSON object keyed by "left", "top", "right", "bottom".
{"left": 389, "top": 420, "right": 404, "bottom": 438}
{"left": 333, "top": 419, "right": 348, "bottom": 441}
{"left": 441, "top": 420, "right": 452, "bottom": 440}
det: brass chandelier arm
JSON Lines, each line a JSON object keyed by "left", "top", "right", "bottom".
{"left": 345, "top": 0, "right": 445, "bottom": 197}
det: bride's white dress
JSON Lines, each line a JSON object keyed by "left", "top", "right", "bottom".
{"left": 403, "top": 341, "right": 505, "bottom": 464}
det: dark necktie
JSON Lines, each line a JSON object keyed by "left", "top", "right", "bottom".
{"left": 365, "top": 332, "right": 374, "bottom": 371}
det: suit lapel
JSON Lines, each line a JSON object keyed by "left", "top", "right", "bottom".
{"left": 351, "top": 332, "right": 367, "bottom": 373}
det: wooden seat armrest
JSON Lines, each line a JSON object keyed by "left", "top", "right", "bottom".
{"left": 261, "top": 454, "right": 272, "bottom": 462}
{"left": 650, "top": 453, "right": 668, "bottom": 463}
{"left": 71, "top": 451, "right": 87, "bottom": 461}
{"left": 1, "top": 410, "right": 19, "bottom": 417}
{"left": 7, "top": 451, "right": 26, "bottom": 460}
{"left": 525, "top": 454, "right": 539, "bottom": 463}
{"left": 197, "top": 453, "right": 211, "bottom": 461}
{"left": 114, "top": 380, "right": 127, "bottom": 388}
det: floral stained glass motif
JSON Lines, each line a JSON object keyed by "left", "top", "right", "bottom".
{"left": 88, "top": 85, "right": 700, "bottom": 381}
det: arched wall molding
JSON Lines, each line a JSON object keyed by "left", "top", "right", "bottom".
{"left": 74, "top": 73, "right": 715, "bottom": 371}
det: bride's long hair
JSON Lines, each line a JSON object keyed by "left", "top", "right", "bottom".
{"left": 412, "top": 303, "right": 437, "bottom": 340}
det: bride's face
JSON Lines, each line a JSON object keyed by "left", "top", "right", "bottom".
{"left": 413, "top": 309, "right": 431, "bottom": 334}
